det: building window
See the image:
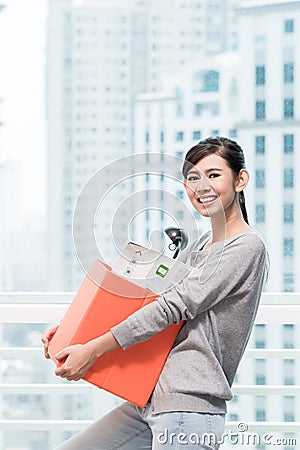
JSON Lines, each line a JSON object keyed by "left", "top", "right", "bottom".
{"left": 255, "top": 375, "right": 266, "bottom": 385}
{"left": 283, "top": 433, "right": 296, "bottom": 450}
{"left": 229, "top": 413, "right": 239, "bottom": 421}
{"left": 283, "top": 273, "right": 294, "bottom": 293}
{"left": 256, "top": 444, "right": 266, "bottom": 450}
{"left": 211, "top": 103, "right": 219, "bottom": 115}
{"left": 176, "top": 190, "right": 184, "bottom": 200}
{"left": 284, "top": 134, "right": 294, "bottom": 154}
{"left": 255, "top": 100, "right": 266, "bottom": 120}
{"left": 283, "top": 324, "right": 294, "bottom": 348}
{"left": 176, "top": 103, "right": 183, "bottom": 117}
{"left": 284, "top": 168, "right": 294, "bottom": 188}
{"left": 284, "top": 98, "right": 294, "bottom": 119}
{"left": 283, "top": 203, "right": 294, "bottom": 224}
{"left": 176, "top": 131, "right": 184, "bottom": 141}
{"left": 145, "top": 131, "right": 150, "bottom": 143}
{"left": 283, "top": 396, "right": 295, "bottom": 422}
{"left": 255, "top": 359, "right": 266, "bottom": 385}
{"left": 193, "top": 130, "right": 201, "bottom": 140}
{"left": 284, "top": 19, "right": 294, "bottom": 33}
{"left": 256, "top": 409, "right": 266, "bottom": 421}
{"left": 256, "top": 204, "right": 266, "bottom": 224}
{"left": 255, "top": 324, "right": 266, "bottom": 348}
{"left": 194, "top": 102, "right": 219, "bottom": 116}
{"left": 283, "top": 359, "right": 294, "bottom": 385}
{"left": 255, "top": 169, "right": 265, "bottom": 188}
{"left": 255, "top": 135, "right": 265, "bottom": 154}
{"left": 256, "top": 65, "right": 265, "bottom": 85}
{"left": 176, "top": 151, "right": 184, "bottom": 159}
{"left": 202, "top": 70, "right": 219, "bottom": 92}
{"left": 284, "top": 412, "right": 295, "bottom": 422}
{"left": 145, "top": 227, "right": 150, "bottom": 240}
{"left": 284, "top": 63, "right": 294, "bottom": 83}
{"left": 160, "top": 131, "right": 164, "bottom": 143}
{"left": 229, "top": 129, "right": 237, "bottom": 138}
{"left": 255, "top": 396, "right": 266, "bottom": 421}
{"left": 283, "top": 238, "right": 294, "bottom": 259}
{"left": 194, "top": 103, "right": 202, "bottom": 116}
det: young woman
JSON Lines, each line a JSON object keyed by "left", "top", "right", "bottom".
{"left": 42, "top": 136, "right": 268, "bottom": 449}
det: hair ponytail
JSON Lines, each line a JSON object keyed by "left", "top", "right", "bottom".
{"left": 239, "top": 190, "right": 249, "bottom": 224}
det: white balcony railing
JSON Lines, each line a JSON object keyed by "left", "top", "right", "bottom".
{"left": 0, "top": 292, "right": 299, "bottom": 445}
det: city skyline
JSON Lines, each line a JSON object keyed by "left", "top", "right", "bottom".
{"left": 0, "top": 0, "right": 47, "bottom": 222}
{"left": 1, "top": 0, "right": 300, "bottom": 293}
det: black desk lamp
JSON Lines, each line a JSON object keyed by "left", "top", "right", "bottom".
{"left": 164, "top": 227, "right": 188, "bottom": 259}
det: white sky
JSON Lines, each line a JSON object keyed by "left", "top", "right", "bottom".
{"left": 0, "top": 0, "right": 47, "bottom": 223}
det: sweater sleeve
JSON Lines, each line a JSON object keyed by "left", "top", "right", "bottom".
{"left": 111, "top": 234, "right": 267, "bottom": 349}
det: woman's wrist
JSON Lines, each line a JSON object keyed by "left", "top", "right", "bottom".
{"left": 84, "top": 331, "right": 121, "bottom": 360}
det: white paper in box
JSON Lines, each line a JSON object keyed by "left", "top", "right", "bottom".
{"left": 113, "top": 242, "right": 189, "bottom": 294}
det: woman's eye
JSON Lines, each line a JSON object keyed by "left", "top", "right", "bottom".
{"left": 209, "top": 173, "right": 220, "bottom": 179}
{"left": 187, "top": 176, "right": 200, "bottom": 182}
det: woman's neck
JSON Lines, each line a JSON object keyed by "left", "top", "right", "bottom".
{"left": 210, "top": 211, "right": 251, "bottom": 245}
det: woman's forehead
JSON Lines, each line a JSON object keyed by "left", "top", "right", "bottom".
{"left": 192, "top": 154, "right": 228, "bottom": 171}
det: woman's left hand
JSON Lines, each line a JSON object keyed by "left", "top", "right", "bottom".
{"left": 54, "top": 343, "right": 97, "bottom": 381}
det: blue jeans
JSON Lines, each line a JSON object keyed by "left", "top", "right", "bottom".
{"left": 55, "top": 401, "right": 225, "bottom": 450}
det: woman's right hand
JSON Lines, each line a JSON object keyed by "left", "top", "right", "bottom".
{"left": 41, "top": 325, "right": 59, "bottom": 359}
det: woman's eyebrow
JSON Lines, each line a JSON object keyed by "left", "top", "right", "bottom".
{"left": 187, "top": 170, "right": 201, "bottom": 175}
{"left": 187, "top": 167, "right": 223, "bottom": 176}
{"left": 205, "top": 168, "right": 223, "bottom": 174}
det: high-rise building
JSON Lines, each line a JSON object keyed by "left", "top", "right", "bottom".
{"left": 227, "top": 3, "right": 300, "bottom": 447}
{"left": 134, "top": 0, "right": 300, "bottom": 294}
{"left": 236, "top": 0, "right": 300, "bottom": 293}
{"left": 47, "top": 0, "right": 242, "bottom": 290}
{"left": 47, "top": 0, "right": 142, "bottom": 289}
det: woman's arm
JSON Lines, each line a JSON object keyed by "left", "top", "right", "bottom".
{"left": 111, "top": 234, "right": 267, "bottom": 349}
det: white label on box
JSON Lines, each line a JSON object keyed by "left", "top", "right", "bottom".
{"left": 113, "top": 242, "right": 190, "bottom": 294}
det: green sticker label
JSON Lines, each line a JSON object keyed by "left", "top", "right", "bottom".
{"left": 156, "top": 264, "right": 169, "bottom": 278}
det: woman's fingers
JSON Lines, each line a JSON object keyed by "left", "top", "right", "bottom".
{"left": 41, "top": 325, "right": 59, "bottom": 359}
{"left": 54, "top": 344, "right": 96, "bottom": 380}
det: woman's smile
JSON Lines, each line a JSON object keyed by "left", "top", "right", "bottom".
{"left": 197, "top": 195, "right": 218, "bottom": 205}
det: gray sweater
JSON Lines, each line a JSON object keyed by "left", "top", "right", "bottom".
{"left": 111, "top": 231, "right": 267, "bottom": 414}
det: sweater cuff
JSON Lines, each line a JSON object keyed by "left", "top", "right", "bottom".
{"left": 110, "top": 320, "right": 136, "bottom": 350}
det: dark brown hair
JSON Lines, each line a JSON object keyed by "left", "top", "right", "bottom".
{"left": 182, "top": 136, "right": 249, "bottom": 224}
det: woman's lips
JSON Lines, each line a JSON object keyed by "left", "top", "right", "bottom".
{"left": 197, "top": 195, "right": 218, "bottom": 204}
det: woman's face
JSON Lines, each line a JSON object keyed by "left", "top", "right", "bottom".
{"left": 184, "top": 153, "right": 240, "bottom": 219}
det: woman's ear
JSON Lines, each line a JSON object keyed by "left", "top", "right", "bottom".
{"left": 235, "top": 169, "right": 250, "bottom": 193}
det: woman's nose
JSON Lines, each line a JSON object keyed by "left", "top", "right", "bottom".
{"left": 194, "top": 178, "right": 211, "bottom": 194}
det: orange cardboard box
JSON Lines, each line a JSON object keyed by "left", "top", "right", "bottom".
{"left": 48, "top": 259, "right": 182, "bottom": 407}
